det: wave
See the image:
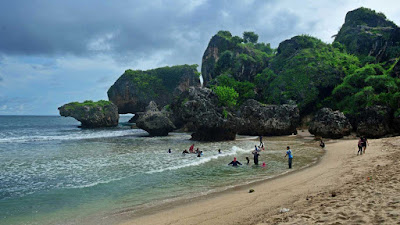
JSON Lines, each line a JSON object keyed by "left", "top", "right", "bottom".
{"left": 0, "top": 129, "right": 142, "bottom": 143}
{"left": 146, "top": 146, "right": 250, "bottom": 174}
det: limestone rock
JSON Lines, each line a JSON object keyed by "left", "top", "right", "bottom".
{"left": 356, "top": 106, "right": 392, "bottom": 138}
{"left": 238, "top": 99, "right": 300, "bottom": 136}
{"left": 107, "top": 65, "right": 200, "bottom": 114}
{"left": 58, "top": 100, "right": 119, "bottom": 128}
{"left": 136, "top": 101, "right": 175, "bottom": 136}
{"left": 170, "top": 87, "right": 238, "bottom": 141}
{"left": 308, "top": 108, "right": 352, "bottom": 139}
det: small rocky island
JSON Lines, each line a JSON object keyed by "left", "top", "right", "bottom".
{"left": 58, "top": 100, "right": 119, "bottom": 128}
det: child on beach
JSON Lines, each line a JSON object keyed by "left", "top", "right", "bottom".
{"left": 362, "top": 137, "right": 369, "bottom": 154}
{"left": 357, "top": 138, "right": 363, "bottom": 155}
{"left": 285, "top": 146, "right": 293, "bottom": 169}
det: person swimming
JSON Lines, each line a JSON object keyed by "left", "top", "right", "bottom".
{"left": 168, "top": 149, "right": 171, "bottom": 153}
{"left": 228, "top": 157, "right": 242, "bottom": 167}
{"left": 182, "top": 149, "right": 189, "bottom": 154}
{"left": 197, "top": 151, "right": 202, "bottom": 157}
{"left": 218, "top": 149, "right": 221, "bottom": 154}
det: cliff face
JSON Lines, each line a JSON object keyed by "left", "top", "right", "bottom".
{"left": 334, "top": 7, "right": 400, "bottom": 62}
{"left": 58, "top": 100, "right": 119, "bottom": 128}
{"left": 107, "top": 64, "right": 200, "bottom": 114}
{"left": 201, "top": 31, "right": 271, "bottom": 85}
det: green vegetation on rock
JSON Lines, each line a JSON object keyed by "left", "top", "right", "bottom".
{"left": 201, "top": 7, "right": 399, "bottom": 119}
{"left": 212, "top": 86, "right": 239, "bottom": 107}
{"left": 64, "top": 100, "right": 112, "bottom": 111}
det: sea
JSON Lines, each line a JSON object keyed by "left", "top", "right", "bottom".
{"left": 0, "top": 116, "right": 323, "bottom": 225}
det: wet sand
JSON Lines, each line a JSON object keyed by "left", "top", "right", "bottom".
{"left": 120, "top": 134, "right": 400, "bottom": 225}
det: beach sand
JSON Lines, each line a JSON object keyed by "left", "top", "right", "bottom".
{"left": 120, "top": 135, "right": 400, "bottom": 225}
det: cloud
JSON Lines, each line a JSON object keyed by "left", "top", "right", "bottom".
{"left": 0, "top": 0, "right": 400, "bottom": 115}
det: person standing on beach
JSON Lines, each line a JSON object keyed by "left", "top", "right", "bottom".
{"left": 228, "top": 157, "right": 242, "bottom": 167}
{"left": 320, "top": 139, "right": 325, "bottom": 148}
{"left": 357, "top": 138, "right": 363, "bottom": 155}
{"left": 259, "top": 136, "right": 263, "bottom": 145}
{"left": 362, "top": 137, "right": 369, "bottom": 154}
{"left": 253, "top": 151, "right": 260, "bottom": 165}
{"left": 285, "top": 146, "right": 293, "bottom": 169}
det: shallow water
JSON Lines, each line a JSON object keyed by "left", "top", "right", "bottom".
{"left": 0, "top": 116, "right": 323, "bottom": 225}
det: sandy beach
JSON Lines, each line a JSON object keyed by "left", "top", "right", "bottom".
{"left": 120, "top": 133, "right": 400, "bottom": 225}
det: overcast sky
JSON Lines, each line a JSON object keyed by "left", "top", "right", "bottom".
{"left": 0, "top": 0, "right": 399, "bottom": 115}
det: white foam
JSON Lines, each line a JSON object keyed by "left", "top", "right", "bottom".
{"left": 146, "top": 146, "right": 250, "bottom": 174}
{"left": 0, "top": 129, "right": 141, "bottom": 143}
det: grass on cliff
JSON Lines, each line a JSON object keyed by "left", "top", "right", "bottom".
{"left": 64, "top": 100, "right": 112, "bottom": 110}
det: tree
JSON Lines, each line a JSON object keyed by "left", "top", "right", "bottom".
{"left": 243, "top": 31, "right": 259, "bottom": 43}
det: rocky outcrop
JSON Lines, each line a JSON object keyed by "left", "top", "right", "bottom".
{"left": 334, "top": 7, "right": 400, "bottom": 62}
{"left": 58, "top": 100, "right": 119, "bottom": 128}
{"left": 201, "top": 31, "right": 269, "bottom": 85}
{"left": 135, "top": 101, "right": 175, "bottom": 136}
{"left": 356, "top": 106, "right": 393, "bottom": 138}
{"left": 238, "top": 99, "right": 300, "bottom": 136}
{"left": 308, "top": 108, "right": 352, "bottom": 139}
{"left": 108, "top": 65, "right": 201, "bottom": 114}
{"left": 170, "top": 87, "right": 238, "bottom": 141}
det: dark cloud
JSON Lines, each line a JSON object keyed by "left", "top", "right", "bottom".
{"left": 0, "top": 0, "right": 312, "bottom": 65}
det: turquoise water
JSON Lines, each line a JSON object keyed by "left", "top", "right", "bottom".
{"left": 0, "top": 116, "right": 323, "bottom": 225}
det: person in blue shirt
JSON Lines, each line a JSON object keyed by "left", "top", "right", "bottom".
{"left": 285, "top": 146, "right": 293, "bottom": 169}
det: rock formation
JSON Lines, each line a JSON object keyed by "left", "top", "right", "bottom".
{"left": 308, "top": 108, "right": 352, "bottom": 139}
{"left": 135, "top": 101, "right": 175, "bottom": 136}
{"left": 58, "top": 100, "right": 119, "bottom": 128}
{"left": 108, "top": 64, "right": 201, "bottom": 114}
{"left": 356, "top": 106, "right": 393, "bottom": 138}
{"left": 238, "top": 99, "right": 300, "bottom": 136}
{"left": 334, "top": 7, "right": 400, "bottom": 62}
{"left": 201, "top": 31, "right": 269, "bottom": 85}
{"left": 170, "top": 87, "right": 238, "bottom": 141}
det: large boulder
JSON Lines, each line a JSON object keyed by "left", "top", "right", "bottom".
{"left": 107, "top": 64, "right": 201, "bottom": 114}
{"left": 170, "top": 87, "right": 238, "bottom": 141}
{"left": 238, "top": 99, "right": 300, "bottom": 136}
{"left": 58, "top": 100, "right": 119, "bottom": 128}
{"left": 356, "top": 106, "right": 393, "bottom": 138}
{"left": 334, "top": 7, "right": 400, "bottom": 62}
{"left": 135, "top": 101, "right": 175, "bottom": 136}
{"left": 308, "top": 108, "right": 352, "bottom": 139}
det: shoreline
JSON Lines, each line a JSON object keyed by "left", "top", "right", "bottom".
{"left": 107, "top": 131, "right": 324, "bottom": 224}
{"left": 117, "top": 134, "right": 400, "bottom": 225}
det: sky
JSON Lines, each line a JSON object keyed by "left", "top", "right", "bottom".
{"left": 0, "top": 0, "right": 399, "bottom": 115}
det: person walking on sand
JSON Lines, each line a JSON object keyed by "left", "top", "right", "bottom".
{"left": 285, "top": 146, "right": 293, "bottom": 169}
{"left": 362, "top": 137, "right": 369, "bottom": 154}
{"left": 253, "top": 151, "right": 260, "bottom": 165}
{"left": 357, "top": 137, "right": 363, "bottom": 155}
{"left": 228, "top": 157, "right": 242, "bottom": 167}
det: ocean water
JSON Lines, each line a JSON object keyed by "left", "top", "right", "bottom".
{"left": 0, "top": 116, "right": 323, "bottom": 225}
